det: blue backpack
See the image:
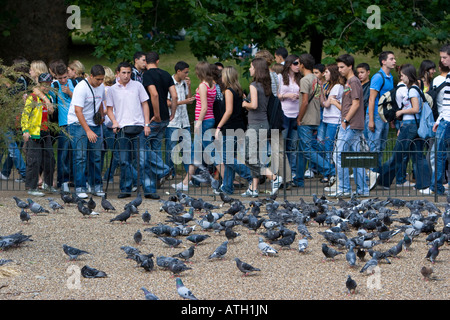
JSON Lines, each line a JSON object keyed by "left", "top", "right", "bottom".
{"left": 410, "top": 86, "right": 435, "bottom": 139}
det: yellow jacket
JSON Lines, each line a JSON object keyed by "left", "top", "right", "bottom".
{"left": 21, "top": 93, "right": 51, "bottom": 139}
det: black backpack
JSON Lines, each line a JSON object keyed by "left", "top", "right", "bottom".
{"left": 378, "top": 84, "right": 406, "bottom": 123}
{"left": 427, "top": 81, "right": 446, "bottom": 121}
{"left": 266, "top": 94, "right": 284, "bottom": 131}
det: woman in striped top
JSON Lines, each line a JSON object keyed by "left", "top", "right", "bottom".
{"left": 172, "top": 61, "right": 217, "bottom": 191}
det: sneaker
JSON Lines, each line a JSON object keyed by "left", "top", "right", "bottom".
{"left": 171, "top": 182, "right": 189, "bottom": 191}
{"left": 328, "top": 176, "right": 336, "bottom": 187}
{"left": 324, "top": 183, "right": 338, "bottom": 193}
{"left": 328, "top": 191, "right": 351, "bottom": 198}
{"left": 304, "top": 169, "right": 314, "bottom": 179}
{"left": 419, "top": 187, "right": 434, "bottom": 195}
{"left": 42, "top": 183, "right": 58, "bottom": 193}
{"left": 241, "top": 188, "right": 259, "bottom": 198}
{"left": 396, "top": 181, "right": 415, "bottom": 188}
{"left": 86, "top": 183, "right": 92, "bottom": 194}
{"left": 15, "top": 176, "right": 25, "bottom": 183}
{"left": 131, "top": 186, "right": 138, "bottom": 192}
{"left": 368, "top": 171, "right": 379, "bottom": 191}
{"left": 61, "top": 182, "right": 70, "bottom": 193}
{"left": 352, "top": 192, "right": 370, "bottom": 198}
{"left": 271, "top": 175, "right": 283, "bottom": 195}
{"left": 28, "top": 189, "right": 45, "bottom": 197}
{"left": 76, "top": 192, "right": 89, "bottom": 199}
{"left": 0, "top": 173, "right": 8, "bottom": 180}
{"left": 92, "top": 190, "right": 105, "bottom": 197}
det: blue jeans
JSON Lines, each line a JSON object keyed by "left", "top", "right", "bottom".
{"left": 296, "top": 125, "right": 335, "bottom": 181}
{"left": 336, "top": 125, "right": 369, "bottom": 194}
{"left": 282, "top": 116, "right": 299, "bottom": 175}
{"left": 165, "top": 126, "right": 191, "bottom": 176}
{"left": 365, "top": 114, "right": 389, "bottom": 173}
{"left": 430, "top": 119, "right": 450, "bottom": 194}
{"left": 221, "top": 134, "right": 252, "bottom": 194}
{"left": 117, "top": 129, "right": 155, "bottom": 194}
{"left": 56, "top": 126, "right": 73, "bottom": 187}
{"left": 192, "top": 118, "right": 216, "bottom": 166}
{"left": 147, "top": 120, "right": 170, "bottom": 179}
{"left": 102, "top": 126, "right": 122, "bottom": 182}
{"left": 378, "top": 122, "right": 430, "bottom": 190}
{"left": 69, "top": 123, "right": 103, "bottom": 193}
{"left": 317, "top": 122, "right": 339, "bottom": 165}
{"left": 1, "top": 131, "right": 26, "bottom": 178}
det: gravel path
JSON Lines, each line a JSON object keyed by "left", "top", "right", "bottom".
{"left": 0, "top": 192, "right": 448, "bottom": 301}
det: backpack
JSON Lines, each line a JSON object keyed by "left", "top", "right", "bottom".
{"left": 378, "top": 84, "right": 406, "bottom": 123}
{"left": 410, "top": 86, "right": 435, "bottom": 139}
{"left": 427, "top": 81, "right": 446, "bottom": 121}
{"left": 266, "top": 94, "right": 284, "bottom": 131}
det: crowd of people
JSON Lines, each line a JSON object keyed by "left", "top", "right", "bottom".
{"left": 1, "top": 43, "right": 450, "bottom": 199}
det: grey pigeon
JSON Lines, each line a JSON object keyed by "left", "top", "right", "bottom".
{"left": 156, "top": 256, "right": 180, "bottom": 269}
{"left": 87, "top": 196, "right": 96, "bottom": 211}
{"left": 0, "top": 259, "right": 13, "bottom": 266}
{"left": 186, "top": 234, "right": 210, "bottom": 245}
{"left": 234, "top": 257, "right": 260, "bottom": 276}
{"left": 125, "top": 192, "right": 142, "bottom": 210}
{"left": 346, "top": 246, "right": 357, "bottom": 267}
{"left": 158, "top": 236, "right": 182, "bottom": 248}
{"left": 20, "top": 209, "right": 31, "bottom": 223}
{"left": 141, "top": 210, "right": 151, "bottom": 224}
{"left": 139, "top": 255, "right": 155, "bottom": 272}
{"left": 172, "top": 245, "right": 195, "bottom": 263}
{"left": 121, "top": 245, "right": 141, "bottom": 259}
{"left": 208, "top": 240, "right": 229, "bottom": 259}
{"left": 141, "top": 287, "right": 159, "bottom": 300}
{"left": 63, "top": 244, "right": 89, "bottom": 261}
{"left": 271, "top": 233, "right": 296, "bottom": 250}
{"left": 176, "top": 277, "right": 198, "bottom": 300}
{"left": 425, "top": 243, "right": 439, "bottom": 264}
{"left": 110, "top": 208, "right": 132, "bottom": 223}
{"left": 47, "top": 198, "right": 64, "bottom": 213}
{"left": 322, "top": 243, "right": 343, "bottom": 261}
{"left": 225, "top": 227, "right": 241, "bottom": 242}
{"left": 403, "top": 233, "right": 412, "bottom": 251}
{"left": 27, "top": 199, "right": 49, "bottom": 215}
{"left": 13, "top": 196, "right": 29, "bottom": 210}
{"left": 134, "top": 229, "right": 143, "bottom": 245}
{"left": 81, "top": 265, "right": 107, "bottom": 278}
{"left": 219, "top": 192, "right": 235, "bottom": 206}
{"left": 360, "top": 257, "right": 378, "bottom": 274}
{"left": 297, "top": 223, "right": 312, "bottom": 239}
{"left": 298, "top": 237, "right": 309, "bottom": 253}
{"left": 77, "top": 200, "right": 94, "bottom": 218}
{"left": 257, "top": 237, "right": 278, "bottom": 256}
{"left": 60, "top": 192, "right": 76, "bottom": 206}
{"left": 101, "top": 195, "right": 116, "bottom": 212}
{"left": 385, "top": 240, "right": 403, "bottom": 259}
{"left": 346, "top": 275, "right": 357, "bottom": 295}
{"left": 168, "top": 260, "right": 192, "bottom": 276}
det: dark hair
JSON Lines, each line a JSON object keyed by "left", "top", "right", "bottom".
{"left": 314, "top": 64, "right": 325, "bottom": 73}
{"left": 210, "top": 64, "right": 224, "bottom": 92}
{"left": 195, "top": 61, "right": 214, "bottom": 87}
{"left": 133, "top": 51, "right": 146, "bottom": 62}
{"left": 399, "top": 64, "right": 418, "bottom": 87}
{"left": 418, "top": 59, "right": 436, "bottom": 80}
{"left": 117, "top": 61, "right": 133, "bottom": 72}
{"left": 439, "top": 60, "right": 450, "bottom": 73}
{"left": 356, "top": 63, "right": 370, "bottom": 71}
{"left": 282, "top": 55, "right": 301, "bottom": 86}
{"left": 54, "top": 62, "right": 68, "bottom": 76}
{"left": 326, "top": 63, "right": 345, "bottom": 90}
{"left": 378, "top": 51, "right": 395, "bottom": 67}
{"left": 175, "top": 61, "right": 190, "bottom": 72}
{"left": 275, "top": 47, "right": 288, "bottom": 59}
{"left": 440, "top": 43, "right": 450, "bottom": 55}
{"left": 299, "top": 53, "right": 315, "bottom": 71}
{"left": 12, "top": 57, "right": 29, "bottom": 73}
{"left": 336, "top": 54, "right": 355, "bottom": 68}
{"left": 251, "top": 57, "right": 272, "bottom": 96}
{"left": 146, "top": 51, "right": 159, "bottom": 64}
{"left": 91, "top": 64, "right": 105, "bottom": 76}
{"left": 214, "top": 62, "right": 224, "bottom": 69}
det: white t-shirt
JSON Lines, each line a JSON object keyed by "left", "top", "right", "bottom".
{"left": 322, "top": 84, "right": 343, "bottom": 124}
{"left": 401, "top": 85, "right": 422, "bottom": 122}
{"left": 432, "top": 75, "right": 446, "bottom": 115}
{"left": 67, "top": 79, "right": 105, "bottom": 126}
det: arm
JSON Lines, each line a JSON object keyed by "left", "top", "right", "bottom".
{"left": 194, "top": 83, "right": 209, "bottom": 134}
{"left": 21, "top": 96, "right": 33, "bottom": 142}
{"left": 142, "top": 101, "right": 151, "bottom": 136}
{"left": 147, "top": 84, "right": 160, "bottom": 122}
{"left": 342, "top": 98, "right": 360, "bottom": 129}
{"left": 396, "top": 97, "right": 420, "bottom": 118}
{"left": 75, "top": 106, "right": 97, "bottom": 143}
{"left": 168, "top": 85, "right": 178, "bottom": 122}
{"left": 242, "top": 84, "right": 258, "bottom": 110}
{"left": 215, "top": 89, "right": 234, "bottom": 139}
{"left": 297, "top": 92, "right": 309, "bottom": 126}
{"left": 367, "top": 89, "right": 379, "bottom": 132}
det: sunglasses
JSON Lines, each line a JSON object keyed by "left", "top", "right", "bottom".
{"left": 292, "top": 61, "right": 300, "bottom": 66}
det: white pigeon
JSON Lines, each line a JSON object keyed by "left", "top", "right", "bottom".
{"left": 176, "top": 277, "right": 198, "bottom": 300}
{"left": 298, "top": 238, "right": 309, "bottom": 253}
{"left": 257, "top": 237, "right": 278, "bottom": 256}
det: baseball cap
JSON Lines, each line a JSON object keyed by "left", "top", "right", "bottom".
{"left": 38, "top": 73, "right": 53, "bottom": 83}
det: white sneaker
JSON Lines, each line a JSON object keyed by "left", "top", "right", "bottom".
{"left": 86, "top": 183, "right": 92, "bottom": 194}
{"left": 28, "top": 189, "right": 45, "bottom": 197}
{"left": 77, "top": 192, "right": 89, "bottom": 199}
{"left": 241, "top": 188, "right": 259, "bottom": 198}
{"left": 171, "top": 182, "right": 189, "bottom": 191}
{"left": 368, "top": 171, "right": 379, "bottom": 190}
{"left": 92, "top": 190, "right": 105, "bottom": 197}
{"left": 419, "top": 187, "right": 434, "bottom": 195}
{"left": 396, "top": 181, "right": 415, "bottom": 188}
{"left": 271, "top": 175, "right": 283, "bottom": 195}
{"left": 324, "top": 183, "right": 338, "bottom": 193}
{"left": 328, "top": 191, "right": 351, "bottom": 198}
{"left": 304, "top": 169, "right": 314, "bottom": 179}
{"left": 61, "top": 182, "right": 70, "bottom": 193}
{"left": 0, "top": 173, "right": 9, "bottom": 180}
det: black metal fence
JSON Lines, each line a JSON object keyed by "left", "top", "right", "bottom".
{"left": 0, "top": 132, "right": 447, "bottom": 201}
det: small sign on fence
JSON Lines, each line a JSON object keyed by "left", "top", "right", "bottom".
{"left": 341, "top": 152, "right": 378, "bottom": 168}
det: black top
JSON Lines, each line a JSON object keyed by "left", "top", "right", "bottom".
{"left": 142, "top": 68, "right": 175, "bottom": 121}
{"left": 221, "top": 88, "right": 246, "bottom": 133}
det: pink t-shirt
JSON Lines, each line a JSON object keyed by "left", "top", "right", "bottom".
{"left": 195, "top": 82, "right": 216, "bottom": 121}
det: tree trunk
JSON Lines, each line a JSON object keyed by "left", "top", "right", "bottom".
{"left": 309, "top": 28, "right": 324, "bottom": 65}
{"left": 0, "top": 0, "right": 69, "bottom": 65}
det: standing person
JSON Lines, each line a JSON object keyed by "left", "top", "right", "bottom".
{"left": 418, "top": 60, "right": 436, "bottom": 93}
{"left": 356, "top": 63, "right": 371, "bottom": 114}
{"left": 172, "top": 61, "right": 216, "bottom": 191}
{"left": 68, "top": 60, "right": 86, "bottom": 82}
{"left": 421, "top": 44, "right": 450, "bottom": 195}
{"left": 67, "top": 65, "right": 106, "bottom": 199}
{"left": 131, "top": 51, "right": 147, "bottom": 83}
{"left": 241, "top": 58, "right": 283, "bottom": 197}
{"left": 166, "top": 61, "right": 195, "bottom": 179}
{"left": 332, "top": 54, "right": 369, "bottom": 198}
{"left": 295, "top": 53, "right": 336, "bottom": 188}
{"left": 21, "top": 73, "right": 56, "bottom": 196}
{"left": 106, "top": 61, "right": 160, "bottom": 199}
{"left": 29, "top": 60, "right": 48, "bottom": 84}
{"left": 142, "top": 51, "right": 176, "bottom": 186}
{"left": 50, "top": 62, "right": 77, "bottom": 192}
{"left": 366, "top": 51, "right": 396, "bottom": 188}
{"left": 274, "top": 47, "right": 288, "bottom": 65}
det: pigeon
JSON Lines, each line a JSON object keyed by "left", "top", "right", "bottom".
{"left": 297, "top": 223, "right": 313, "bottom": 239}
{"left": 208, "top": 240, "right": 229, "bottom": 259}
{"left": 271, "top": 233, "right": 296, "bottom": 250}
{"left": 81, "top": 265, "right": 107, "bottom": 278}
{"left": 368, "top": 249, "right": 392, "bottom": 264}
{"left": 121, "top": 245, "right": 141, "bottom": 259}
{"left": 298, "top": 237, "right": 309, "bottom": 253}
{"left": 139, "top": 255, "right": 155, "bottom": 272}
{"left": 27, "top": 199, "right": 49, "bottom": 215}
{"left": 125, "top": 192, "right": 142, "bottom": 210}
{"left": 0, "top": 231, "right": 33, "bottom": 250}
{"left": 176, "top": 277, "right": 198, "bottom": 300}
{"left": 141, "top": 287, "right": 159, "bottom": 300}
{"left": 158, "top": 236, "right": 182, "bottom": 248}
{"left": 257, "top": 237, "right": 278, "bottom": 256}
{"left": 47, "top": 198, "right": 64, "bottom": 213}
{"left": 234, "top": 258, "right": 261, "bottom": 276}
{"left": 385, "top": 240, "right": 403, "bottom": 259}
{"left": 225, "top": 227, "right": 241, "bottom": 242}
{"left": 168, "top": 260, "right": 192, "bottom": 276}
{"left": 141, "top": 210, "right": 151, "bottom": 224}
{"left": 186, "top": 234, "right": 210, "bottom": 246}
{"left": 13, "top": 196, "right": 29, "bottom": 210}
{"left": 87, "top": 196, "right": 96, "bottom": 211}
{"left": 420, "top": 266, "right": 433, "bottom": 281}
{"left": 425, "top": 243, "right": 439, "bottom": 264}
{"left": 19, "top": 209, "right": 31, "bottom": 223}
{"left": 60, "top": 192, "right": 76, "bottom": 206}
{"left": 321, "top": 243, "right": 343, "bottom": 261}
{"left": 219, "top": 192, "right": 235, "bottom": 206}
{"left": 77, "top": 200, "right": 94, "bottom": 218}
{"left": 172, "top": 245, "right": 195, "bottom": 263}
{"left": 0, "top": 259, "right": 13, "bottom": 266}
{"left": 403, "top": 233, "right": 412, "bottom": 251}
{"left": 377, "top": 229, "right": 401, "bottom": 242}
{"left": 101, "top": 195, "right": 116, "bottom": 212}
{"left": 134, "top": 230, "right": 143, "bottom": 245}
{"left": 360, "top": 257, "right": 378, "bottom": 274}
{"left": 346, "top": 275, "right": 357, "bottom": 295}
{"left": 346, "top": 246, "right": 357, "bottom": 267}
{"left": 110, "top": 208, "right": 132, "bottom": 224}
{"left": 63, "top": 244, "right": 89, "bottom": 261}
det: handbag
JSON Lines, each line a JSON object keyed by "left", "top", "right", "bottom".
{"left": 84, "top": 79, "right": 103, "bottom": 126}
{"left": 122, "top": 125, "right": 144, "bottom": 136}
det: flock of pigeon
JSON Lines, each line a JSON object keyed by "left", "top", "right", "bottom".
{"left": 3, "top": 190, "right": 449, "bottom": 299}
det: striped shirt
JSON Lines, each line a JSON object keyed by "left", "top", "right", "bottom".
{"left": 437, "top": 72, "right": 450, "bottom": 123}
{"left": 194, "top": 82, "right": 216, "bottom": 121}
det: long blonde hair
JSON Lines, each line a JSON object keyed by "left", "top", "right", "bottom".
{"left": 68, "top": 60, "right": 86, "bottom": 78}
{"left": 30, "top": 60, "right": 48, "bottom": 79}
{"left": 103, "top": 66, "right": 115, "bottom": 87}
{"left": 222, "top": 66, "right": 242, "bottom": 97}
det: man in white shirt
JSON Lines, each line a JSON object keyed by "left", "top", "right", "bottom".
{"left": 106, "top": 61, "right": 160, "bottom": 199}
{"left": 67, "top": 64, "right": 106, "bottom": 199}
